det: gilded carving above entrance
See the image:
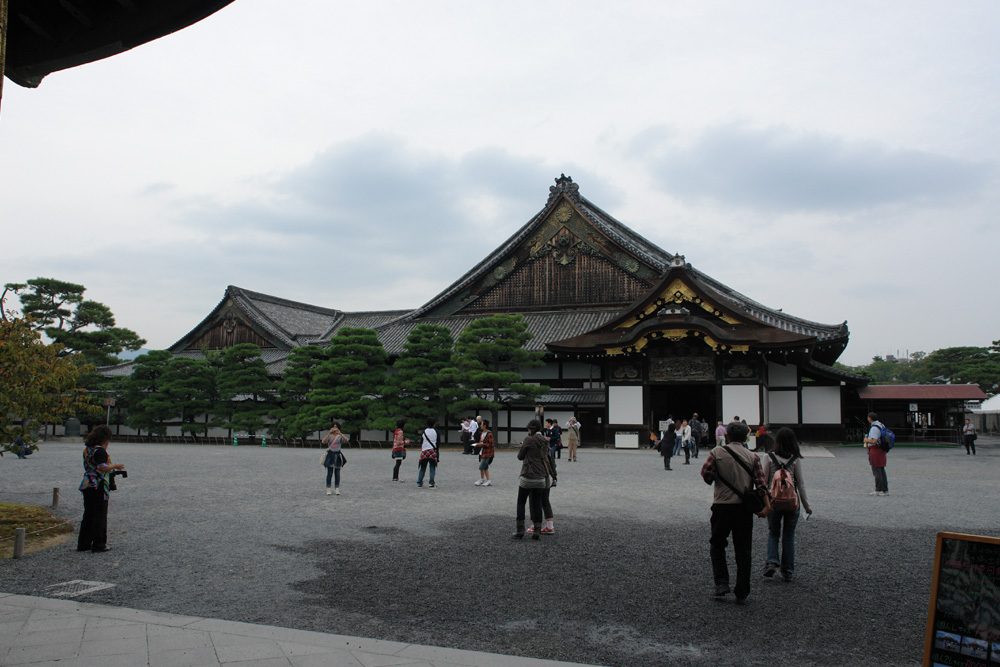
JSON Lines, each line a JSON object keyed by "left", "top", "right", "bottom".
{"left": 617, "top": 278, "right": 741, "bottom": 329}
{"left": 611, "top": 362, "right": 641, "bottom": 381}
{"left": 725, "top": 362, "right": 758, "bottom": 380}
{"left": 649, "top": 356, "right": 716, "bottom": 382}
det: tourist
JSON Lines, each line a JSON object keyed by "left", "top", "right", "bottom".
{"left": 863, "top": 412, "right": 889, "bottom": 496}
{"left": 660, "top": 421, "right": 676, "bottom": 470}
{"left": 460, "top": 417, "right": 473, "bottom": 455}
{"left": 690, "top": 413, "right": 702, "bottom": 459}
{"left": 475, "top": 419, "right": 495, "bottom": 486}
{"left": 391, "top": 419, "right": 409, "bottom": 482}
{"left": 963, "top": 418, "right": 977, "bottom": 455}
{"left": 11, "top": 435, "right": 32, "bottom": 459}
{"left": 77, "top": 425, "right": 125, "bottom": 553}
{"left": 417, "top": 417, "right": 440, "bottom": 488}
{"left": 760, "top": 428, "right": 813, "bottom": 581}
{"left": 700, "top": 421, "right": 771, "bottom": 604}
{"left": 715, "top": 421, "right": 727, "bottom": 447}
{"left": 323, "top": 423, "right": 347, "bottom": 495}
{"left": 564, "top": 416, "right": 581, "bottom": 462}
{"left": 512, "top": 419, "right": 555, "bottom": 539}
{"left": 680, "top": 419, "right": 692, "bottom": 464}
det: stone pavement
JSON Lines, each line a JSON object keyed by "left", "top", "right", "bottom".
{"left": 0, "top": 593, "right": 598, "bottom": 667}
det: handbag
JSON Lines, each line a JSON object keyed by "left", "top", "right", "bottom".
{"left": 714, "top": 446, "right": 768, "bottom": 515}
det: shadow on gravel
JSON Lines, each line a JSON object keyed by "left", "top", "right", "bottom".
{"left": 284, "top": 514, "right": 933, "bottom": 667}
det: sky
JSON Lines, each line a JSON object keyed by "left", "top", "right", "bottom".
{"left": 2, "top": 1, "right": 998, "bottom": 366}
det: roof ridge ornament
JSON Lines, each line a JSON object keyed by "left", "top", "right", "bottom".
{"left": 547, "top": 174, "right": 582, "bottom": 205}
{"left": 669, "top": 255, "right": 687, "bottom": 268}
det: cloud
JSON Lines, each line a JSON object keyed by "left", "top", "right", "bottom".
{"left": 636, "top": 124, "right": 991, "bottom": 212}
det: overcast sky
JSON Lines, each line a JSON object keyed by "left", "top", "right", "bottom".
{"left": 2, "top": 1, "right": 997, "bottom": 366}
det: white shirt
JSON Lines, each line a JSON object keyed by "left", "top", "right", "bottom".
{"left": 422, "top": 428, "right": 439, "bottom": 451}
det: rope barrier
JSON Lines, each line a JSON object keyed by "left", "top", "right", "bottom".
{"left": 0, "top": 518, "right": 73, "bottom": 542}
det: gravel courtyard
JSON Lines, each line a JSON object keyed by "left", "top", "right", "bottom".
{"left": 1, "top": 439, "right": 997, "bottom": 666}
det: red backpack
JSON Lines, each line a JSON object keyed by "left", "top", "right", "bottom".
{"left": 768, "top": 453, "right": 799, "bottom": 512}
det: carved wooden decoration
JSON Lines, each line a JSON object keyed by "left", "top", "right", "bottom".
{"left": 649, "top": 356, "right": 716, "bottom": 382}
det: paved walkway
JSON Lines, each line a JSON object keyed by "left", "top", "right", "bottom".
{"left": 0, "top": 593, "right": 597, "bottom": 667}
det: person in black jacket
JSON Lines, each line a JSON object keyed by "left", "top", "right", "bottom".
{"left": 512, "top": 419, "right": 556, "bottom": 540}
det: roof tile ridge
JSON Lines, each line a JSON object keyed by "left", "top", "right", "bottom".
{"left": 688, "top": 268, "right": 846, "bottom": 334}
{"left": 575, "top": 195, "right": 673, "bottom": 268}
{"left": 231, "top": 290, "right": 296, "bottom": 347}
{"left": 235, "top": 286, "right": 343, "bottom": 316}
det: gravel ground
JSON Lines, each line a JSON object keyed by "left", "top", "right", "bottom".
{"left": 1, "top": 439, "right": 997, "bottom": 666}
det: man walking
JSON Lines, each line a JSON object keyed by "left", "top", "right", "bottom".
{"left": 701, "top": 421, "right": 770, "bottom": 604}
{"left": 690, "top": 413, "right": 702, "bottom": 459}
{"left": 864, "top": 412, "right": 889, "bottom": 496}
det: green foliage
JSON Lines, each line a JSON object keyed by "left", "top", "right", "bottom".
{"left": 378, "top": 324, "right": 455, "bottom": 429}
{"left": 274, "top": 345, "right": 328, "bottom": 440}
{"left": 3, "top": 278, "right": 146, "bottom": 367}
{"left": 844, "top": 346, "right": 1000, "bottom": 395}
{"left": 306, "top": 328, "right": 388, "bottom": 436}
{"left": 442, "top": 314, "right": 549, "bottom": 435}
{"left": 0, "top": 317, "right": 98, "bottom": 455}
{"left": 216, "top": 343, "right": 274, "bottom": 435}
{"left": 160, "top": 357, "right": 217, "bottom": 435}
{"left": 124, "top": 350, "right": 174, "bottom": 435}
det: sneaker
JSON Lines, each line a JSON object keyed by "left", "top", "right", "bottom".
{"left": 713, "top": 584, "right": 731, "bottom": 598}
{"left": 763, "top": 563, "right": 777, "bottom": 578}
{"left": 474, "top": 479, "right": 484, "bottom": 485}
{"left": 876, "top": 491, "right": 887, "bottom": 496}
{"left": 428, "top": 483, "right": 436, "bottom": 488}
{"left": 416, "top": 483, "right": 423, "bottom": 487}
{"left": 869, "top": 491, "right": 879, "bottom": 495}
{"left": 334, "top": 488, "right": 340, "bottom": 495}
{"left": 540, "top": 525, "right": 555, "bottom": 535}
{"left": 526, "top": 524, "right": 535, "bottom": 534}
{"left": 781, "top": 572, "right": 793, "bottom": 582}
{"left": 483, "top": 480, "right": 492, "bottom": 486}
{"left": 326, "top": 488, "right": 332, "bottom": 495}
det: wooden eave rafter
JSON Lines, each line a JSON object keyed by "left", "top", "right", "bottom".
{"left": 3, "top": 0, "right": 236, "bottom": 88}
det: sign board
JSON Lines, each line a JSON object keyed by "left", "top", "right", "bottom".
{"left": 910, "top": 403, "right": 919, "bottom": 412}
{"left": 923, "top": 532, "right": 1000, "bottom": 666}
{"left": 614, "top": 431, "right": 639, "bottom": 449}
{"left": 658, "top": 421, "right": 669, "bottom": 432}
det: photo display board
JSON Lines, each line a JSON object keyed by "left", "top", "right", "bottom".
{"left": 924, "top": 532, "right": 1000, "bottom": 666}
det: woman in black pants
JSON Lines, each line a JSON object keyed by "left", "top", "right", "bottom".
{"left": 513, "top": 419, "right": 556, "bottom": 539}
{"left": 77, "top": 425, "right": 125, "bottom": 553}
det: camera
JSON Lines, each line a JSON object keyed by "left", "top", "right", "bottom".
{"left": 108, "top": 469, "right": 128, "bottom": 491}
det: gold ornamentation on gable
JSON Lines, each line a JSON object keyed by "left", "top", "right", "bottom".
{"left": 553, "top": 202, "right": 573, "bottom": 223}
{"left": 492, "top": 258, "right": 517, "bottom": 281}
{"left": 616, "top": 279, "right": 740, "bottom": 330}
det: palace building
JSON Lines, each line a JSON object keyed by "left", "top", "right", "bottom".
{"left": 132, "top": 175, "right": 869, "bottom": 445}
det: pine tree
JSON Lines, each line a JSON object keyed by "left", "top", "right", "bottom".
{"left": 379, "top": 324, "right": 454, "bottom": 429}
{"left": 274, "top": 345, "right": 328, "bottom": 442}
{"left": 160, "top": 356, "right": 216, "bottom": 437}
{"left": 307, "top": 328, "right": 387, "bottom": 437}
{"left": 124, "top": 350, "right": 174, "bottom": 436}
{"left": 442, "top": 314, "right": 549, "bottom": 442}
{"left": 216, "top": 343, "right": 274, "bottom": 437}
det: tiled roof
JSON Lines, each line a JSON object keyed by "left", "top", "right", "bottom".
{"left": 857, "top": 385, "right": 987, "bottom": 401}
{"left": 369, "top": 310, "right": 621, "bottom": 355}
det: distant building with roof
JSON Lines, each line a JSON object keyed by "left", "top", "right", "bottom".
{"left": 103, "top": 175, "right": 888, "bottom": 444}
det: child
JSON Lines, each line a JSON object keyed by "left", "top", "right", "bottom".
{"left": 475, "top": 419, "right": 495, "bottom": 486}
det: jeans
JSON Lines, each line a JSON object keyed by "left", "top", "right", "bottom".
{"left": 710, "top": 503, "right": 754, "bottom": 599}
{"left": 325, "top": 466, "right": 341, "bottom": 488}
{"left": 766, "top": 508, "right": 800, "bottom": 575}
{"left": 871, "top": 465, "right": 888, "bottom": 492}
{"left": 673, "top": 436, "right": 682, "bottom": 457}
{"left": 516, "top": 486, "right": 544, "bottom": 523}
{"left": 417, "top": 460, "right": 436, "bottom": 485}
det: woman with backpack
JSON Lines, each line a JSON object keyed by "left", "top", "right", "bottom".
{"left": 759, "top": 428, "right": 812, "bottom": 581}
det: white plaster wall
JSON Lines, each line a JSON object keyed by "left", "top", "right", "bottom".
{"left": 769, "top": 390, "right": 799, "bottom": 424}
{"left": 802, "top": 386, "right": 843, "bottom": 424}
{"left": 609, "top": 385, "right": 644, "bottom": 424}
{"left": 722, "top": 385, "right": 760, "bottom": 424}
{"left": 614, "top": 431, "right": 641, "bottom": 448}
{"left": 768, "top": 362, "right": 798, "bottom": 387}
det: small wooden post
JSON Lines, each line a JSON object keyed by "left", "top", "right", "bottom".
{"left": 52, "top": 487, "right": 60, "bottom": 509}
{"left": 13, "top": 528, "right": 25, "bottom": 558}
